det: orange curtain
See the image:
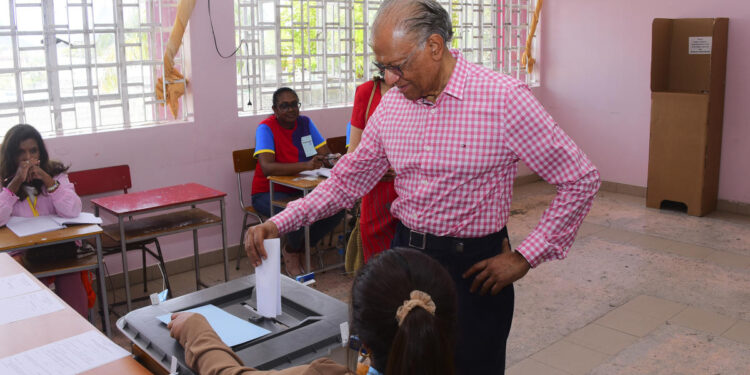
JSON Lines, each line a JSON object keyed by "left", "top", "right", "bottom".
{"left": 155, "top": 0, "right": 196, "bottom": 118}
{"left": 520, "top": 0, "right": 543, "bottom": 74}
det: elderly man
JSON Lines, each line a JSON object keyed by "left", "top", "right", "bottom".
{"left": 246, "top": 0, "right": 600, "bottom": 373}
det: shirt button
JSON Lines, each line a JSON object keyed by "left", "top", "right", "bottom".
{"left": 421, "top": 179, "right": 428, "bottom": 185}
{"left": 430, "top": 108, "right": 437, "bottom": 114}
{"left": 424, "top": 145, "right": 431, "bottom": 151}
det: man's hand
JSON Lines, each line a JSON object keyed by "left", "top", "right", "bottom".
{"left": 244, "top": 221, "right": 280, "bottom": 267}
{"left": 380, "top": 168, "right": 396, "bottom": 182}
{"left": 462, "top": 238, "right": 530, "bottom": 295}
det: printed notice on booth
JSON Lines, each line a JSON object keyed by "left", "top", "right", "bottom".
{"left": 688, "top": 37, "right": 712, "bottom": 55}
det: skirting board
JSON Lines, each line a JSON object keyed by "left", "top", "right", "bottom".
{"left": 600, "top": 180, "right": 750, "bottom": 216}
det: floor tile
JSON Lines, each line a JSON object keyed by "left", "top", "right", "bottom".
{"left": 565, "top": 323, "right": 639, "bottom": 355}
{"left": 669, "top": 307, "right": 737, "bottom": 335}
{"left": 576, "top": 222, "right": 608, "bottom": 238}
{"left": 595, "top": 307, "right": 665, "bottom": 337}
{"left": 627, "top": 234, "right": 681, "bottom": 253}
{"left": 507, "top": 358, "right": 572, "bottom": 375}
{"left": 705, "top": 250, "right": 750, "bottom": 269}
{"left": 721, "top": 320, "right": 750, "bottom": 345}
{"left": 620, "top": 295, "right": 686, "bottom": 321}
{"left": 531, "top": 340, "right": 611, "bottom": 375}
{"left": 661, "top": 242, "right": 715, "bottom": 260}
{"left": 591, "top": 228, "right": 639, "bottom": 244}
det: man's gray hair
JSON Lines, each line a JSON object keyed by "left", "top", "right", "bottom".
{"left": 373, "top": 0, "right": 454, "bottom": 47}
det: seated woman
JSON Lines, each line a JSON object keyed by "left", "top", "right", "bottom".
{"left": 168, "top": 248, "right": 457, "bottom": 375}
{"left": 250, "top": 87, "right": 344, "bottom": 276}
{"left": 0, "top": 124, "right": 90, "bottom": 317}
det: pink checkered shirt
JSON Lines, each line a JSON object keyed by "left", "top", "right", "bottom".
{"left": 271, "top": 50, "right": 600, "bottom": 267}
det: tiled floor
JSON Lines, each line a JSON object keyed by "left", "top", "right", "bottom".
{"left": 99, "top": 181, "right": 750, "bottom": 374}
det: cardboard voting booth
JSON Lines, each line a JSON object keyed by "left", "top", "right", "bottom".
{"left": 646, "top": 18, "right": 729, "bottom": 216}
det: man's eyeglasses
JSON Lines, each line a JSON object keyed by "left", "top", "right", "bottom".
{"left": 277, "top": 101, "right": 301, "bottom": 111}
{"left": 373, "top": 49, "right": 417, "bottom": 78}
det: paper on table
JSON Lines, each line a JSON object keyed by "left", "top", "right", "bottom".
{"left": 255, "top": 238, "right": 282, "bottom": 317}
{"left": 0, "top": 330, "right": 129, "bottom": 375}
{"left": 5, "top": 213, "right": 101, "bottom": 237}
{"left": 0, "top": 290, "right": 64, "bottom": 325}
{"left": 0, "top": 273, "right": 41, "bottom": 300}
{"left": 157, "top": 304, "right": 270, "bottom": 347}
{"left": 50, "top": 212, "right": 103, "bottom": 226}
{"left": 299, "top": 167, "right": 331, "bottom": 178}
{"left": 6, "top": 216, "right": 62, "bottom": 237}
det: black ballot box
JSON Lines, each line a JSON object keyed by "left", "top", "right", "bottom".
{"left": 117, "top": 274, "right": 349, "bottom": 374}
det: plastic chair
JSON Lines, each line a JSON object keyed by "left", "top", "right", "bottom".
{"left": 232, "top": 149, "right": 265, "bottom": 269}
{"left": 68, "top": 165, "right": 172, "bottom": 297}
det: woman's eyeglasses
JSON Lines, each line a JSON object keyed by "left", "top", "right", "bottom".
{"left": 277, "top": 101, "right": 301, "bottom": 111}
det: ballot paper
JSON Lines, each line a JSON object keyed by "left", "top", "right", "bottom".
{"left": 0, "top": 289, "right": 65, "bottom": 325}
{"left": 6, "top": 213, "right": 102, "bottom": 237}
{"left": 255, "top": 238, "right": 282, "bottom": 317}
{"left": 0, "top": 273, "right": 41, "bottom": 300}
{"left": 157, "top": 304, "right": 270, "bottom": 347}
{"left": 0, "top": 330, "right": 129, "bottom": 375}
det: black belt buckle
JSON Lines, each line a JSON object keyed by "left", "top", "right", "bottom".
{"left": 408, "top": 230, "right": 427, "bottom": 250}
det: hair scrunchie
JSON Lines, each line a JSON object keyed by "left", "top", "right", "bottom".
{"left": 395, "top": 290, "right": 436, "bottom": 326}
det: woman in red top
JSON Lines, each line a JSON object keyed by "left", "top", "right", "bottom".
{"left": 348, "top": 77, "right": 397, "bottom": 262}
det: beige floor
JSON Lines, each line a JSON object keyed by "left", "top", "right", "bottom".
{"left": 102, "top": 181, "right": 750, "bottom": 374}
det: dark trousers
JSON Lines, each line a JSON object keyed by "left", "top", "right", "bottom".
{"left": 392, "top": 222, "right": 514, "bottom": 375}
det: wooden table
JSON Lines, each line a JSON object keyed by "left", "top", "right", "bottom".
{"left": 0, "top": 224, "right": 112, "bottom": 337}
{"left": 91, "top": 183, "right": 228, "bottom": 311}
{"left": 267, "top": 175, "right": 326, "bottom": 273}
{"left": 0, "top": 253, "right": 151, "bottom": 374}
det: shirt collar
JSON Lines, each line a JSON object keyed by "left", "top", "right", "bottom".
{"left": 417, "top": 48, "right": 467, "bottom": 105}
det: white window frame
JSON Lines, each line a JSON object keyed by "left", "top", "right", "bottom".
{"left": 0, "top": 0, "right": 190, "bottom": 139}
{"left": 234, "top": 0, "right": 539, "bottom": 116}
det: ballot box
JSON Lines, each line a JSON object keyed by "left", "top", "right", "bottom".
{"left": 117, "top": 274, "right": 349, "bottom": 374}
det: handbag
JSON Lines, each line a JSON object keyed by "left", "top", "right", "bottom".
{"left": 344, "top": 80, "right": 378, "bottom": 273}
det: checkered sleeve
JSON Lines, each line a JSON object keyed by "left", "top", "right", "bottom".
{"left": 504, "top": 83, "right": 601, "bottom": 267}
{"left": 270, "top": 113, "right": 390, "bottom": 234}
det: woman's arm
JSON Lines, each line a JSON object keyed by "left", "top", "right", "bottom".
{"left": 48, "top": 174, "right": 82, "bottom": 218}
{"left": 0, "top": 187, "right": 18, "bottom": 227}
{"left": 347, "top": 127, "right": 363, "bottom": 153}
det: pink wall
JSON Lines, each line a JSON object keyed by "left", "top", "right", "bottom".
{"left": 45, "top": 2, "right": 353, "bottom": 274}
{"left": 535, "top": 0, "right": 750, "bottom": 204}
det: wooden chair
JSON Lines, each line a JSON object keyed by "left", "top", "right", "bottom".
{"left": 232, "top": 149, "right": 265, "bottom": 269}
{"left": 68, "top": 165, "right": 172, "bottom": 298}
{"left": 326, "top": 136, "right": 347, "bottom": 155}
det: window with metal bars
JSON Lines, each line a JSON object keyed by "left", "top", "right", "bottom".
{"left": 234, "top": 0, "right": 539, "bottom": 116}
{"left": 0, "top": 0, "right": 190, "bottom": 139}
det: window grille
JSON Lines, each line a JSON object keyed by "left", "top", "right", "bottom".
{"left": 0, "top": 0, "right": 190, "bottom": 138}
{"left": 234, "top": 0, "right": 537, "bottom": 115}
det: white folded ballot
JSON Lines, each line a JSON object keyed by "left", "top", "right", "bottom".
{"left": 255, "top": 238, "right": 282, "bottom": 317}
{"left": 6, "top": 213, "right": 102, "bottom": 237}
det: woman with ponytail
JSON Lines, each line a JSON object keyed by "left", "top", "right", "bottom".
{"left": 168, "top": 248, "right": 458, "bottom": 375}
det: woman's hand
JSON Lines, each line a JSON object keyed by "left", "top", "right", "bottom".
{"left": 168, "top": 312, "right": 197, "bottom": 342}
{"left": 27, "top": 163, "right": 55, "bottom": 188}
{"left": 7, "top": 159, "right": 37, "bottom": 193}
{"left": 306, "top": 155, "right": 325, "bottom": 170}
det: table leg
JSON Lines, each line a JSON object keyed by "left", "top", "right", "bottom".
{"left": 119, "top": 216, "right": 132, "bottom": 312}
{"left": 192, "top": 204, "right": 201, "bottom": 290}
{"left": 269, "top": 183, "right": 275, "bottom": 216}
{"left": 220, "top": 199, "right": 228, "bottom": 282}
{"left": 96, "top": 234, "right": 111, "bottom": 337}
{"left": 304, "top": 224, "right": 311, "bottom": 273}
